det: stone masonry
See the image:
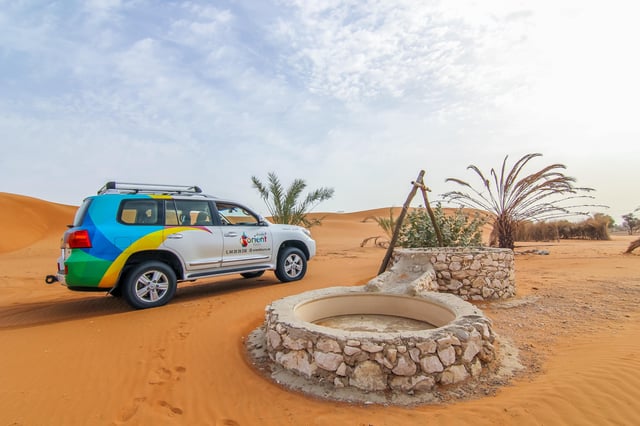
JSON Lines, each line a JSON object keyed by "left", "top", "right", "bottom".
{"left": 385, "top": 247, "right": 516, "bottom": 300}
{"left": 264, "top": 287, "right": 496, "bottom": 394}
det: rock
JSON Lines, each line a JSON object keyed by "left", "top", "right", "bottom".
{"left": 343, "top": 346, "right": 362, "bottom": 356}
{"left": 420, "top": 355, "right": 444, "bottom": 373}
{"left": 470, "top": 260, "right": 482, "bottom": 270}
{"left": 392, "top": 354, "right": 417, "bottom": 376}
{"left": 413, "top": 375, "right": 436, "bottom": 391}
{"left": 437, "top": 335, "right": 460, "bottom": 349}
{"left": 478, "top": 343, "right": 495, "bottom": 363}
{"left": 447, "top": 280, "right": 463, "bottom": 291}
{"left": 389, "top": 376, "right": 413, "bottom": 391}
{"left": 314, "top": 351, "right": 344, "bottom": 371}
{"left": 266, "top": 329, "right": 282, "bottom": 349}
{"left": 361, "top": 342, "right": 384, "bottom": 353}
{"left": 409, "top": 348, "right": 421, "bottom": 363}
{"left": 437, "top": 346, "right": 456, "bottom": 366}
{"left": 375, "top": 352, "right": 394, "bottom": 369}
{"left": 386, "top": 348, "right": 397, "bottom": 364}
{"left": 482, "top": 287, "right": 495, "bottom": 299}
{"left": 282, "top": 334, "right": 307, "bottom": 351}
{"left": 416, "top": 340, "right": 437, "bottom": 354}
{"left": 350, "top": 361, "right": 387, "bottom": 391}
{"left": 441, "top": 365, "right": 469, "bottom": 385}
{"left": 462, "top": 339, "right": 482, "bottom": 363}
{"left": 316, "top": 338, "right": 341, "bottom": 353}
{"left": 451, "top": 328, "right": 470, "bottom": 343}
{"left": 277, "top": 350, "right": 317, "bottom": 378}
{"left": 472, "top": 277, "right": 486, "bottom": 288}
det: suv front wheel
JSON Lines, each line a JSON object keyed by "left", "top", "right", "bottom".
{"left": 275, "top": 247, "right": 307, "bottom": 282}
{"left": 122, "top": 262, "right": 177, "bottom": 309}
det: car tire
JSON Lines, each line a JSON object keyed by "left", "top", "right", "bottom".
{"left": 122, "top": 261, "right": 177, "bottom": 309}
{"left": 275, "top": 247, "right": 307, "bottom": 282}
{"left": 241, "top": 271, "right": 265, "bottom": 279}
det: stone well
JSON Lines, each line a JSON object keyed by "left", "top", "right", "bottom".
{"left": 373, "top": 247, "right": 516, "bottom": 300}
{"left": 249, "top": 246, "right": 513, "bottom": 402}
{"left": 263, "top": 286, "right": 496, "bottom": 394}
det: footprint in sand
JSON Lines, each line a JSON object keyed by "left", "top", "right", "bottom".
{"left": 158, "top": 400, "right": 183, "bottom": 415}
{"left": 117, "top": 397, "right": 147, "bottom": 422}
{"left": 148, "top": 367, "right": 173, "bottom": 385}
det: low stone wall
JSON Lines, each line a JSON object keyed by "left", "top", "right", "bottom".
{"left": 390, "top": 247, "right": 516, "bottom": 300}
{"left": 264, "top": 287, "right": 496, "bottom": 394}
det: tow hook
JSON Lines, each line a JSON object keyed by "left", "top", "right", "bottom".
{"left": 45, "top": 275, "right": 58, "bottom": 284}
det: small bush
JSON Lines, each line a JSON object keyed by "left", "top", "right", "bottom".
{"left": 398, "top": 204, "right": 486, "bottom": 248}
{"left": 515, "top": 214, "right": 611, "bottom": 241}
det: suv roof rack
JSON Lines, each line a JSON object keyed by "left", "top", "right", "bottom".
{"left": 98, "top": 181, "right": 204, "bottom": 195}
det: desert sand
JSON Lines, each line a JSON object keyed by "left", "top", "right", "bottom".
{"left": 0, "top": 192, "right": 639, "bottom": 425}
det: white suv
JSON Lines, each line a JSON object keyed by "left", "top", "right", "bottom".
{"left": 47, "top": 182, "right": 316, "bottom": 309}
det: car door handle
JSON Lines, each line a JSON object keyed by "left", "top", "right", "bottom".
{"left": 224, "top": 232, "right": 238, "bottom": 237}
{"left": 166, "top": 234, "right": 183, "bottom": 239}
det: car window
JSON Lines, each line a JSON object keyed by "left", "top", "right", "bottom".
{"left": 215, "top": 202, "right": 260, "bottom": 226}
{"left": 166, "top": 200, "right": 213, "bottom": 226}
{"left": 119, "top": 200, "right": 161, "bottom": 225}
{"left": 73, "top": 198, "right": 92, "bottom": 227}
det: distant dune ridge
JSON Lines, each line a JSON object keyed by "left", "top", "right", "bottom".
{"left": 0, "top": 192, "right": 639, "bottom": 425}
{"left": 0, "top": 193, "right": 76, "bottom": 253}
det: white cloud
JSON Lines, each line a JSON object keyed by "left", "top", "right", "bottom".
{"left": 0, "top": 0, "right": 638, "bottom": 221}
{"left": 272, "top": 0, "right": 537, "bottom": 109}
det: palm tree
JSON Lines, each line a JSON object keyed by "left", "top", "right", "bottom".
{"left": 251, "top": 172, "right": 334, "bottom": 227}
{"left": 443, "top": 153, "right": 597, "bottom": 249}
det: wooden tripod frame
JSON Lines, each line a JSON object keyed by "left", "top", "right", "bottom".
{"left": 377, "top": 170, "right": 444, "bottom": 275}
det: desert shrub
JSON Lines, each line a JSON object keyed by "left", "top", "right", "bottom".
{"left": 361, "top": 208, "right": 396, "bottom": 248}
{"left": 515, "top": 214, "right": 610, "bottom": 242}
{"left": 398, "top": 204, "right": 486, "bottom": 248}
{"left": 581, "top": 214, "right": 611, "bottom": 240}
{"left": 516, "top": 221, "right": 559, "bottom": 241}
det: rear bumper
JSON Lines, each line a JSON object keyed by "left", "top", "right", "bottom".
{"left": 56, "top": 254, "right": 67, "bottom": 285}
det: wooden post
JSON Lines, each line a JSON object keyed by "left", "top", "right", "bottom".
{"left": 415, "top": 180, "right": 444, "bottom": 247}
{"left": 377, "top": 170, "right": 424, "bottom": 275}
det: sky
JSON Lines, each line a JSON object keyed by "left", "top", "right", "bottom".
{"left": 1, "top": 0, "right": 638, "bottom": 222}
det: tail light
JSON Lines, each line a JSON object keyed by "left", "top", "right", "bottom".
{"left": 68, "top": 230, "right": 92, "bottom": 249}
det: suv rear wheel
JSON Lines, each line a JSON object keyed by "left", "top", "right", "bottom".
{"left": 122, "top": 262, "right": 177, "bottom": 309}
{"left": 275, "top": 247, "right": 307, "bottom": 282}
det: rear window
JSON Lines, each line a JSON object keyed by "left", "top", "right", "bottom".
{"left": 119, "top": 200, "right": 162, "bottom": 225}
{"left": 73, "top": 199, "right": 92, "bottom": 227}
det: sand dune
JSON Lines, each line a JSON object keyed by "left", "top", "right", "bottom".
{"left": 0, "top": 193, "right": 639, "bottom": 425}
{"left": 0, "top": 192, "right": 76, "bottom": 253}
